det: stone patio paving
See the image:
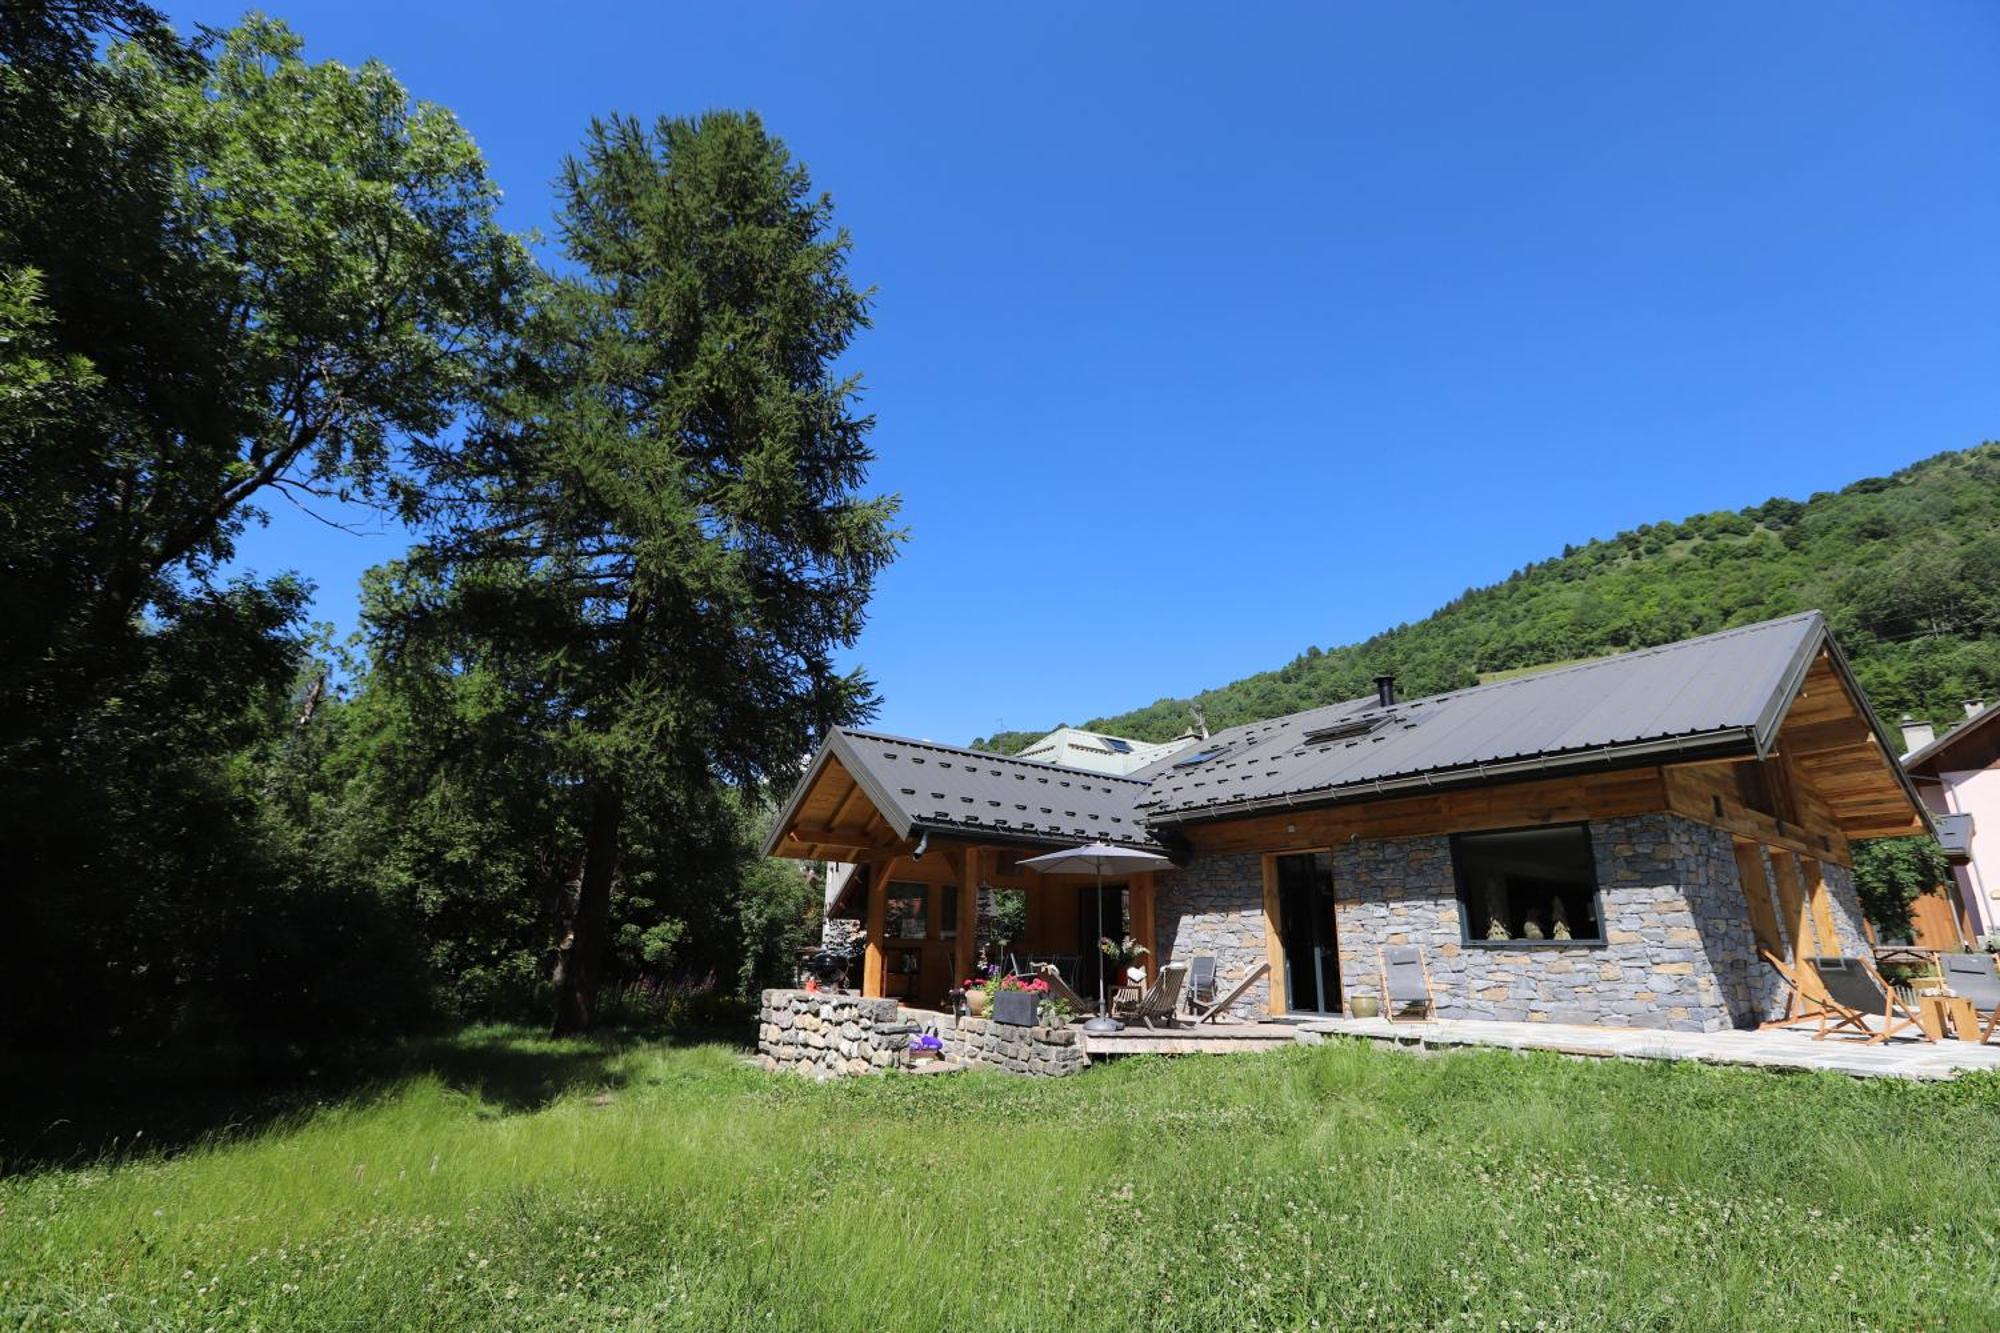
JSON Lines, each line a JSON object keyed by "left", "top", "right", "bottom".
{"left": 1294, "top": 1014, "right": 2000, "bottom": 1081}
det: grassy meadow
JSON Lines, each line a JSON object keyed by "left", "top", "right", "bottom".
{"left": 4, "top": 1027, "right": 1998, "bottom": 1330}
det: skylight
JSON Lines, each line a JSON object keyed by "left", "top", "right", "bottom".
{"left": 1098, "top": 736, "right": 1133, "bottom": 753}
{"left": 1301, "top": 716, "right": 1382, "bottom": 745}
{"left": 1173, "top": 746, "right": 1230, "bottom": 768}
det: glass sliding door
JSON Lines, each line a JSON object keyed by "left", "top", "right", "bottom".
{"left": 1275, "top": 851, "right": 1340, "bottom": 1014}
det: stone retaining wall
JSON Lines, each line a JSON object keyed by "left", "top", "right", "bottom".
{"left": 757, "top": 990, "right": 913, "bottom": 1078}
{"left": 756, "top": 990, "right": 1088, "bottom": 1077}
{"left": 923, "top": 1010, "right": 1088, "bottom": 1076}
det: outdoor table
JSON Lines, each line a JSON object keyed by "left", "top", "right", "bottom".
{"left": 1918, "top": 993, "right": 1980, "bottom": 1041}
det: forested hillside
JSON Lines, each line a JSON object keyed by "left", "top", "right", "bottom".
{"left": 975, "top": 444, "right": 2000, "bottom": 752}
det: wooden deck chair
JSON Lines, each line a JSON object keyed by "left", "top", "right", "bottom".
{"left": 1938, "top": 952, "right": 2000, "bottom": 1043}
{"left": 1188, "top": 961, "right": 1271, "bottom": 1025}
{"left": 1379, "top": 945, "right": 1435, "bottom": 1022}
{"left": 1116, "top": 962, "right": 1188, "bottom": 1029}
{"left": 1759, "top": 948, "right": 1836, "bottom": 1029}
{"left": 1806, "top": 956, "right": 1934, "bottom": 1045}
{"left": 1031, "top": 962, "right": 1094, "bottom": 1016}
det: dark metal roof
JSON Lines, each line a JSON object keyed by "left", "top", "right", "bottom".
{"left": 762, "top": 729, "right": 1161, "bottom": 857}
{"left": 767, "top": 611, "right": 1922, "bottom": 853}
{"left": 1132, "top": 612, "right": 1834, "bottom": 823}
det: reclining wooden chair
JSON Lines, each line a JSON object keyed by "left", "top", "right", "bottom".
{"left": 1031, "top": 962, "right": 1094, "bottom": 1016}
{"left": 1806, "top": 956, "right": 1934, "bottom": 1044}
{"left": 1188, "top": 961, "right": 1272, "bottom": 1025}
{"left": 1115, "top": 962, "right": 1189, "bottom": 1029}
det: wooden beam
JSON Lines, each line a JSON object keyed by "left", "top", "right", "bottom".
{"left": 954, "top": 850, "right": 980, "bottom": 995}
{"left": 1730, "top": 839, "right": 1783, "bottom": 956}
{"left": 862, "top": 867, "right": 887, "bottom": 998}
{"left": 1261, "top": 853, "right": 1287, "bottom": 1016}
{"left": 1130, "top": 871, "right": 1158, "bottom": 985}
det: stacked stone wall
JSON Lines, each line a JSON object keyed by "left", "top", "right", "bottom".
{"left": 757, "top": 991, "right": 913, "bottom": 1077}
{"left": 756, "top": 990, "right": 1087, "bottom": 1077}
{"left": 1156, "top": 813, "right": 1776, "bottom": 1033}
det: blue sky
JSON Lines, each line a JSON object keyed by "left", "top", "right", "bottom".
{"left": 187, "top": 1, "right": 2000, "bottom": 744}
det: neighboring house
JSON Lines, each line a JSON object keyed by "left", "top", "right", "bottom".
{"left": 768, "top": 612, "right": 1928, "bottom": 1033}
{"left": 1009, "top": 726, "right": 1199, "bottom": 775}
{"left": 1900, "top": 702, "right": 1997, "bottom": 944}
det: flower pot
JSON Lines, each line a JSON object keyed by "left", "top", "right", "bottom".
{"left": 993, "top": 989, "right": 1040, "bottom": 1027}
{"left": 966, "top": 988, "right": 989, "bottom": 1017}
{"left": 1349, "top": 995, "right": 1381, "bottom": 1019}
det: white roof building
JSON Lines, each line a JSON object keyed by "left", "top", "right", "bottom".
{"left": 1010, "top": 726, "right": 1198, "bottom": 776}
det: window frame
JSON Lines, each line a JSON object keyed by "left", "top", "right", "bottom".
{"left": 1449, "top": 821, "right": 1608, "bottom": 950}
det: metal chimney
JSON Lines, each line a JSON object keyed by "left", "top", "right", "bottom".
{"left": 1374, "top": 674, "right": 1397, "bottom": 708}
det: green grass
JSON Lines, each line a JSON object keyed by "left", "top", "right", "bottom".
{"left": 5, "top": 1028, "right": 1998, "bottom": 1330}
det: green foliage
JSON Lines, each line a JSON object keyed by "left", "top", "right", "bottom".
{"left": 1033, "top": 445, "right": 2000, "bottom": 745}
{"left": 1851, "top": 836, "right": 1953, "bottom": 940}
{"left": 6, "top": 1033, "right": 1999, "bottom": 1327}
{"left": 400, "top": 109, "right": 899, "bottom": 1030}
{"left": 0, "top": 8, "right": 522, "bottom": 1049}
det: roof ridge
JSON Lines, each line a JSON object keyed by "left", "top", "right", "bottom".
{"left": 837, "top": 727, "right": 1156, "bottom": 786}
{"left": 1391, "top": 610, "right": 1825, "bottom": 714}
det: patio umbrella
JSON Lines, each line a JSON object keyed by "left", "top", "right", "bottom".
{"left": 1017, "top": 841, "right": 1176, "bottom": 1033}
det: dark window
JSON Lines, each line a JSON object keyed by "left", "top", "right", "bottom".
{"left": 1452, "top": 825, "right": 1604, "bottom": 945}
{"left": 886, "top": 882, "right": 929, "bottom": 940}
{"left": 1099, "top": 736, "right": 1133, "bottom": 754}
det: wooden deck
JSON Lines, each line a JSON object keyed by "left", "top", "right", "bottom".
{"left": 1077, "top": 1020, "right": 1303, "bottom": 1057}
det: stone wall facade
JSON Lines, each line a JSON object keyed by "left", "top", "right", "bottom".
{"left": 1155, "top": 851, "right": 1277, "bottom": 1015}
{"left": 756, "top": 989, "right": 1086, "bottom": 1077}
{"left": 1155, "top": 813, "right": 1803, "bottom": 1033}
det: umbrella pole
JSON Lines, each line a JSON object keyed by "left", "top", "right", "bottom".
{"left": 1082, "top": 861, "right": 1123, "bottom": 1033}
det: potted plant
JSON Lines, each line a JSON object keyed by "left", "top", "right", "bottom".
{"left": 907, "top": 1032, "right": 945, "bottom": 1063}
{"left": 1099, "top": 935, "right": 1150, "bottom": 990}
{"left": 962, "top": 976, "right": 991, "bottom": 1017}
{"left": 992, "top": 973, "right": 1048, "bottom": 1026}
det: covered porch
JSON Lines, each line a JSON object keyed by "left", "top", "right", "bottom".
{"left": 764, "top": 729, "right": 1168, "bottom": 1011}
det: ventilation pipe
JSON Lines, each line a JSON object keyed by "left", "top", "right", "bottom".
{"left": 1375, "top": 674, "right": 1397, "bottom": 708}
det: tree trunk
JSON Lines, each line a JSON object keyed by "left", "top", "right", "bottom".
{"left": 551, "top": 783, "right": 622, "bottom": 1035}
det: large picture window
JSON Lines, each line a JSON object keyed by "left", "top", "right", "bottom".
{"left": 1452, "top": 825, "right": 1604, "bottom": 945}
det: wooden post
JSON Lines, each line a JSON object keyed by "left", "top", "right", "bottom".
{"left": 863, "top": 863, "right": 887, "bottom": 998}
{"left": 1799, "top": 857, "right": 1844, "bottom": 955}
{"left": 1768, "top": 849, "right": 1820, "bottom": 960}
{"left": 1131, "top": 871, "right": 1158, "bottom": 984}
{"left": 1261, "top": 853, "right": 1287, "bottom": 1015}
{"left": 954, "top": 848, "right": 981, "bottom": 991}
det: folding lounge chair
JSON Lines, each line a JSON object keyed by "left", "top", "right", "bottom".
{"left": 1031, "top": 962, "right": 1095, "bottom": 1016}
{"left": 1806, "top": 956, "right": 1934, "bottom": 1045}
{"left": 1379, "top": 945, "right": 1435, "bottom": 1022}
{"left": 1184, "top": 955, "right": 1219, "bottom": 1011}
{"left": 1116, "top": 962, "right": 1188, "bottom": 1029}
{"left": 1188, "top": 961, "right": 1272, "bottom": 1024}
{"left": 1938, "top": 952, "right": 2000, "bottom": 1042}
{"left": 1758, "top": 948, "right": 1830, "bottom": 1029}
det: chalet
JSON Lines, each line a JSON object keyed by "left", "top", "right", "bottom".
{"left": 765, "top": 612, "right": 1930, "bottom": 1033}
{"left": 1900, "top": 701, "right": 1998, "bottom": 945}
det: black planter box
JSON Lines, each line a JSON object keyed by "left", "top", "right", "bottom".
{"left": 992, "top": 989, "right": 1039, "bottom": 1027}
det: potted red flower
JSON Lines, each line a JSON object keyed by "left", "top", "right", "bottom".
{"left": 993, "top": 973, "right": 1049, "bottom": 1027}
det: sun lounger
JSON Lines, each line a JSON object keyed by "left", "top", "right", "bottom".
{"left": 1185, "top": 955, "right": 1219, "bottom": 1010}
{"left": 1379, "top": 945, "right": 1435, "bottom": 1021}
{"left": 1806, "top": 955, "right": 1934, "bottom": 1044}
{"left": 1031, "top": 962, "right": 1094, "bottom": 1015}
{"left": 1938, "top": 952, "right": 2000, "bottom": 1042}
{"left": 1188, "top": 961, "right": 1271, "bottom": 1024}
